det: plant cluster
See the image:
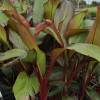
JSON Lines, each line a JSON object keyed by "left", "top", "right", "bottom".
{"left": 0, "top": 0, "right": 100, "bottom": 100}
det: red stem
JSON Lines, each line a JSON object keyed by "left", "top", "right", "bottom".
{"left": 66, "top": 62, "right": 78, "bottom": 88}
{"left": 33, "top": 65, "right": 48, "bottom": 100}
{"left": 80, "top": 74, "right": 93, "bottom": 100}
{"left": 39, "top": 77, "right": 48, "bottom": 100}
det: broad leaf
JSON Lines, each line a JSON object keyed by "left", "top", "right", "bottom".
{"left": 9, "top": 30, "right": 28, "bottom": 50}
{"left": 36, "top": 48, "right": 46, "bottom": 76}
{"left": 0, "top": 25, "right": 8, "bottom": 44}
{"left": 0, "top": 49, "right": 27, "bottom": 62}
{"left": 51, "top": 43, "right": 100, "bottom": 68}
{"left": 68, "top": 32, "right": 88, "bottom": 44}
{"left": 86, "top": 7, "right": 100, "bottom": 46}
{"left": 49, "top": 43, "right": 100, "bottom": 81}
{"left": 54, "top": 0, "right": 73, "bottom": 34}
{"left": 44, "top": 0, "right": 60, "bottom": 20}
{"left": 67, "top": 43, "right": 100, "bottom": 62}
{"left": 23, "top": 50, "right": 36, "bottom": 63}
{"left": 65, "top": 10, "right": 88, "bottom": 36}
{"left": 13, "top": 72, "right": 39, "bottom": 100}
{"left": 0, "top": 11, "right": 9, "bottom": 26}
{"left": 33, "top": 0, "right": 47, "bottom": 24}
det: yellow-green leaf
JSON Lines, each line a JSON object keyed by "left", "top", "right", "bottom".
{"left": 0, "top": 49, "right": 27, "bottom": 62}
{"left": 67, "top": 43, "right": 100, "bottom": 62}
{"left": 9, "top": 30, "right": 28, "bottom": 50}
{"left": 0, "top": 11, "right": 9, "bottom": 26}
{"left": 13, "top": 72, "right": 39, "bottom": 100}
{"left": 44, "top": 0, "right": 60, "bottom": 20}
{"left": 36, "top": 48, "right": 46, "bottom": 76}
{"left": 33, "top": 0, "right": 47, "bottom": 24}
{"left": 0, "top": 25, "right": 8, "bottom": 44}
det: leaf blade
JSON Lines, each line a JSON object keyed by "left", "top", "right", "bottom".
{"left": 13, "top": 72, "right": 39, "bottom": 100}
{"left": 0, "top": 49, "right": 27, "bottom": 62}
{"left": 67, "top": 43, "right": 100, "bottom": 62}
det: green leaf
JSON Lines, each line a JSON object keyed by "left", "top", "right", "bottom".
{"left": 68, "top": 32, "right": 88, "bottom": 44}
{"left": 13, "top": 72, "right": 39, "bottom": 100}
{"left": 9, "top": 30, "right": 28, "bottom": 50}
{"left": 36, "top": 49, "right": 46, "bottom": 76}
{"left": 0, "top": 25, "right": 8, "bottom": 44}
{"left": 70, "top": 10, "right": 87, "bottom": 28}
{"left": 0, "top": 11, "right": 9, "bottom": 26}
{"left": 9, "top": 30, "right": 36, "bottom": 63}
{"left": 67, "top": 43, "right": 100, "bottom": 62}
{"left": 87, "top": 89, "right": 100, "bottom": 100}
{"left": 0, "top": 49, "right": 27, "bottom": 62}
{"left": 44, "top": 0, "right": 60, "bottom": 20}
{"left": 23, "top": 50, "right": 36, "bottom": 63}
{"left": 33, "top": 0, "right": 47, "bottom": 24}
